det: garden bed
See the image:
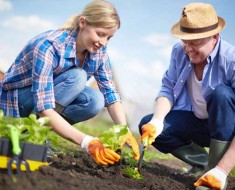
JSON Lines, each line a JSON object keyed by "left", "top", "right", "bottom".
{"left": 0, "top": 148, "right": 235, "bottom": 190}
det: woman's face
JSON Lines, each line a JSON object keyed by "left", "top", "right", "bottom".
{"left": 77, "top": 18, "right": 118, "bottom": 53}
{"left": 181, "top": 35, "right": 219, "bottom": 65}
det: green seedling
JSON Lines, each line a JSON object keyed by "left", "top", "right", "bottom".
{"left": 98, "top": 124, "right": 144, "bottom": 180}
{"left": 98, "top": 124, "right": 128, "bottom": 151}
{"left": 0, "top": 110, "right": 51, "bottom": 145}
{"left": 122, "top": 166, "right": 143, "bottom": 180}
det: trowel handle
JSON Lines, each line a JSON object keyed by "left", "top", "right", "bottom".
{"left": 10, "top": 127, "right": 21, "bottom": 155}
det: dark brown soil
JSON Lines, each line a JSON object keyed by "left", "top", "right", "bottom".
{"left": 0, "top": 150, "right": 235, "bottom": 190}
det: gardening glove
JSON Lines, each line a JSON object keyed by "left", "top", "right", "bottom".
{"left": 141, "top": 118, "right": 164, "bottom": 146}
{"left": 81, "top": 135, "right": 121, "bottom": 166}
{"left": 120, "top": 130, "right": 140, "bottom": 160}
{"left": 194, "top": 166, "right": 228, "bottom": 190}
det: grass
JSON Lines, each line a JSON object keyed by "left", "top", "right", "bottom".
{"left": 48, "top": 131, "right": 78, "bottom": 155}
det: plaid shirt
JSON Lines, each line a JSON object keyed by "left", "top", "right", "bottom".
{"left": 0, "top": 29, "right": 121, "bottom": 117}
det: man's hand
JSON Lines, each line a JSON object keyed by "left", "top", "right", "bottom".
{"left": 120, "top": 131, "right": 140, "bottom": 160}
{"left": 194, "top": 166, "right": 228, "bottom": 190}
{"left": 141, "top": 118, "right": 164, "bottom": 146}
{"left": 81, "top": 136, "right": 120, "bottom": 165}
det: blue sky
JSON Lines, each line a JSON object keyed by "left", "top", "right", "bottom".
{"left": 0, "top": 0, "right": 235, "bottom": 126}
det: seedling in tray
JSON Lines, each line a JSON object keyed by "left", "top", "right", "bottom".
{"left": 0, "top": 110, "right": 52, "bottom": 173}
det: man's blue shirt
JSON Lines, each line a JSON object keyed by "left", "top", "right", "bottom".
{"left": 158, "top": 37, "right": 235, "bottom": 111}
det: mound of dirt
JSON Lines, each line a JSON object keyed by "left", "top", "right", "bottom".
{"left": 0, "top": 151, "right": 235, "bottom": 190}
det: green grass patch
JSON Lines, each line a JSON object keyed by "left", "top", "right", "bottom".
{"left": 73, "top": 118, "right": 113, "bottom": 136}
{"left": 48, "top": 131, "right": 78, "bottom": 155}
{"left": 230, "top": 168, "right": 235, "bottom": 177}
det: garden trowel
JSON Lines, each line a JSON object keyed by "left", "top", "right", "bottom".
{"left": 7, "top": 126, "right": 30, "bottom": 175}
{"left": 0, "top": 128, "right": 48, "bottom": 173}
{"left": 137, "top": 139, "right": 148, "bottom": 173}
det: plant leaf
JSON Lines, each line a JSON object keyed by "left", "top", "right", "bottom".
{"left": 99, "top": 124, "right": 128, "bottom": 151}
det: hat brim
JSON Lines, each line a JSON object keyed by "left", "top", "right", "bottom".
{"left": 171, "top": 17, "right": 226, "bottom": 40}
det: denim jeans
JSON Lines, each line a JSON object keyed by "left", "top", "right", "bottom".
{"left": 138, "top": 85, "right": 235, "bottom": 153}
{"left": 18, "top": 68, "right": 104, "bottom": 123}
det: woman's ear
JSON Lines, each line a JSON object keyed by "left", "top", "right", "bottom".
{"left": 79, "top": 17, "right": 86, "bottom": 29}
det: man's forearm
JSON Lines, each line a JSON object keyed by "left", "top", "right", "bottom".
{"left": 152, "top": 96, "right": 173, "bottom": 121}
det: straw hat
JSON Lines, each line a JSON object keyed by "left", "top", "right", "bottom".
{"left": 171, "top": 3, "right": 226, "bottom": 40}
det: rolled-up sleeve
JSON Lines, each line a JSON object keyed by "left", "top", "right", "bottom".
{"left": 157, "top": 45, "right": 178, "bottom": 105}
{"left": 94, "top": 53, "right": 121, "bottom": 106}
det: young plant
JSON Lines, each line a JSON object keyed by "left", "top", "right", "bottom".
{"left": 0, "top": 110, "right": 9, "bottom": 138}
{"left": 98, "top": 124, "right": 144, "bottom": 180}
{"left": 122, "top": 166, "right": 143, "bottom": 180}
{"left": 20, "top": 114, "right": 52, "bottom": 145}
{"left": 98, "top": 124, "right": 128, "bottom": 151}
{"left": 0, "top": 110, "right": 51, "bottom": 145}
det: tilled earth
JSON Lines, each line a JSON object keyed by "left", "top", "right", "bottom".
{"left": 0, "top": 150, "right": 235, "bottom": 190}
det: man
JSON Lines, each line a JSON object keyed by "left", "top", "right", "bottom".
{"left": 139, "top": 3, "right": 235, "bottom": 190}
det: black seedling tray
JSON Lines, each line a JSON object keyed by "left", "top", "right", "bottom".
{"left": 0, "top": 138, "right": 48, "bottom": 162}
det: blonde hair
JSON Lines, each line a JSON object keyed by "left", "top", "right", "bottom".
{"left": 60, "top": 0, "right": 120, "bottom": 30}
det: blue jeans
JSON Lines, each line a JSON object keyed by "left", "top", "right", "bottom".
{"left": 138, "top": 85, "right": 235, "bottom": 153}
{"left": 18, "top": 68, "right": 104, "bottom": 123}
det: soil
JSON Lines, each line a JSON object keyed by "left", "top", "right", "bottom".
{"left": 0, "top": 148, "right": 235, "bottom": 190}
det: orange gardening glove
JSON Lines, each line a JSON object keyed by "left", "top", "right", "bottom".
{"left": 81, "top": 135, "right": 120, "bottom": 165}
{"left": 194, "top": 167, "right": 228, "bottom": 190}
{"left": 141, "top": 118, "right": 164, "bottom": 146}
{"left": 120, "top": 131, "right": 140, "bottom": 160}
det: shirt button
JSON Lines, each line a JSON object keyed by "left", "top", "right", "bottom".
{"left": 188, "top": 64, "right": 191, "bottom": 67}
{"left": 174, "top": 94, "right": 176, "bottom": 97}
{"left": 180, "top": 80, "right": 183, "bottom": 83}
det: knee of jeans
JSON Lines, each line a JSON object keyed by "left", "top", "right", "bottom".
{"left": 90, "top": 91, "right": 104, "bottom": 116}
{"left": 211, "top": 85, "right": 233, "bottom": 101}
{"left": 64, "top": 68, "right": 87, "bottom": 88}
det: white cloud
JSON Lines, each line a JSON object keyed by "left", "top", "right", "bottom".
{"left": 150, "top": 60, "right": 167, "bottom": 80}
{"left": 110, "top": 47, "right": 167, "bottom": 84}
{"left": 0, "top": 15, "right": 57, "bottom": 68}
{"left": 111, "top": 53, "right": 165, "bottom": 104}
{"left": 2, "top": 15, "right": 56, "bottom": 32}
{"left": 0, "top": 0, "right": 12, "bottom": 11}
{"left": 142, "top": 32, "right": 177, "bottom": 66}
{"left": 161, "top": 45, "right": 173, "bottom": 59}
{"left": 108, "top": 35, "right": 171, "bottom": 108}
{"left": 0, "top": 42, "right": 15, "bottom": 72}
{"left": 144, "top": 33, "right": 175, "bottom": 47}
{"left": 108, "top": 47, "right": 123, "bottom": 62}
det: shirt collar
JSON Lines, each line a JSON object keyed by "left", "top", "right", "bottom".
{"left": 64, "top": 30, "right": 77, "bottom": 59}
{"left": 63, "top": 29, "right": 107, "bottom": 61}
{"left": 207, "top": 36, "right": 221, "bottom": 63}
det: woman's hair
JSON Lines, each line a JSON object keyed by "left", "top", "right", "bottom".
{"left": 60, "top": 0, "right": 120, "bottom": 30}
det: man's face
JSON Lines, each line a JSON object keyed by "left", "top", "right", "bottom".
{"left": 181, "top": 35, "right": 218, "bottom": 65}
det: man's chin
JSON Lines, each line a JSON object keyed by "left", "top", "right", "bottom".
{"left": 189, "top": 57, "right": 199, "bottom": 64}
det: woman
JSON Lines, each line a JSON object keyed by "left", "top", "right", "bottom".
{"left": 0, "top": 0, "right": 139, "bottom": 165}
